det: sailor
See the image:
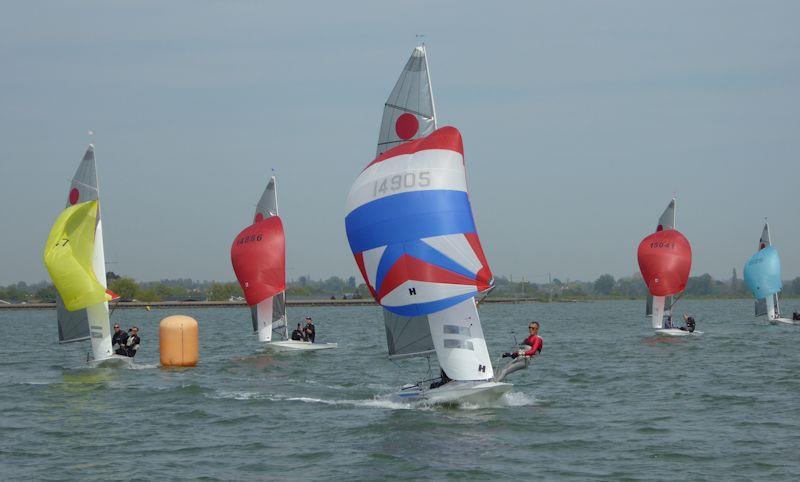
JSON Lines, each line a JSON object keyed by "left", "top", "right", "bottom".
{"left": 429, "top": 369, "right": 451, "bottom": 389}
{"left": 304, "top": 317, "right": 316, "bottom": 343}
{"left": 291, "top": 323, "right": 306, "bottom": 341}
{"left": 124, "top": 326, "right": 141, "bottom": 357}
{"left": 680, "top": 313, "right": 696, "bottom": 333}
{"left": 664, "top": 313, "right": 673, "bottom": 329}
{"left": 503, "top": 322, "right": 543, "bottom": 359}
{"left": 112, "top": 323, "right": 128, "bottom": 356}
{"left": 793, "top": 311, "right": 800, "bottom": 321}
{"left": 496, "top": 322, "right": 543, "bottom": 382}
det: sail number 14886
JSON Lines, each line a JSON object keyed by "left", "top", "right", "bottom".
{"left": 373, "top": 171, "right": 431, "bottom": 197}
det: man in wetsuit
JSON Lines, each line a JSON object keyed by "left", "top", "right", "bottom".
{"left": 304, "top": 317, "right": 316, "bottom": 343}
{"left": 496, "top": 322, "right": 543, "bottom": 382}
{"left": 504, "top": 322, "right": 543, "bottom": 359}
{"left": 112, "top": 323, "right": 128, "bottom": 356}
{"left": 124, "top": 326, "right": 141, "bottom": 357}
{"left": 793, "top": 311, "right": 800, "bottom": 321}
{"left": 680, "top": 313, "right": 696, "bottom": 333}
{"left": 290, "top": 323, "right": 306, "bottom": 341}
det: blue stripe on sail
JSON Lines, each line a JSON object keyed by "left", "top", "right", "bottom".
{"left": 374, "top": 244, "right": 404, "bottom": 294}
{"left": 345, "top": 190, "right": 476, "bottom": 254}
{"left": 384, "top": 291, "right": 477, "bottom": 317}
{"left": 403, "top": 239, "right": 476, "bottom": 280}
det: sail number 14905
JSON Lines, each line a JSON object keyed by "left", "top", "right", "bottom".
{"left": 373, "top": 171, "right": 431, "bottom": 197}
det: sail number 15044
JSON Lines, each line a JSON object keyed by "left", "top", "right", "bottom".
{"left": 373, "top": 171, "right": 431, "bottom": 197}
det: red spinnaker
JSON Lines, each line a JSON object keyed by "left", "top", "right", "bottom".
{"left": 637, "top": 229, "right": 692, "bottom": 296}
{"left": 231, "top": 216, "right": 286, "bottom": 305}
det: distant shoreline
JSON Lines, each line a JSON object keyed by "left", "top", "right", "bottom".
{"left": 0, "top": 297, "right": 547, "bottom": 310}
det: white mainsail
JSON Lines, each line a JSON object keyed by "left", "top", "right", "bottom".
{"left": 55, "top": 144, "right": 114, "bottom": 360}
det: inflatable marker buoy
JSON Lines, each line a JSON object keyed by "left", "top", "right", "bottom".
{"left": 159, "top": 315, "right": 199, "bottom": 367}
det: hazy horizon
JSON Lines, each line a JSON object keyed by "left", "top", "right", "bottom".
{"left": 2, "top": 1, "right": 799, "bottom": 286}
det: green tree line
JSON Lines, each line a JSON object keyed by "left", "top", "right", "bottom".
{"left": 3, "top": 272, "right": 800, "bottom": 304}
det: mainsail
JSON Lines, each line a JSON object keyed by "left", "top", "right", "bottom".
{"left": 231, "top": 177, "right": 287, "bottom": 342}
{"left": 374, "top": 45, "right": 440, "bottom": 358}
{"left": 646, "top": 199, "right": 675, "bottom": 319}
{"left": 638, "top": 199, "right": 692, "bottom": 329}
{"left": 346, "top": 126, "right": 495, "bottom": 380}
{"left": 746, "top": 222, "right": 782, "bottom": 318}
{"left": 44, "top": 144, "right": 114, "bottom": 360}
{"left": 376, "top": 45, "right": 437, "bottom": 156}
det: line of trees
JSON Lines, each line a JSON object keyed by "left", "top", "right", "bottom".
{"left": 3, "top": 272, "right": 800, "bottom": 304}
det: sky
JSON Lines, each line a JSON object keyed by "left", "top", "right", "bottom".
{"left": 1, "top": 0, "right": 799, "bottom": 286}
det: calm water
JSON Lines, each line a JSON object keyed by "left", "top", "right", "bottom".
{"left": 1, "top": 299, "right": 799, "bottom": 481}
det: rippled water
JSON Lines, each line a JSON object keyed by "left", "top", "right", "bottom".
{"left": 1, "top": 299, "right": 799, "bottom": 480}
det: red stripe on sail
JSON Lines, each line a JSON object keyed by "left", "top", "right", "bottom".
{"left": 364, "top": 126, "right": 464, "bottom": 171}
{"left": 464, "top": 232, "right": 493, "bottom": 291}
{"left": 377, "top": 253, "right": 478, "bottom": 301}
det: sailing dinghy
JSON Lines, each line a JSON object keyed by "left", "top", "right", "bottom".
{"left": 231, "top": 176, "right": 336, "bottom": 351}
{"left": 347, "top": 52, "right": 512, "bottom": 402}
{"left": 637, "top": 199, "right": 699, "bottom": 336}
{"left": 744, "top": 222, "right": 796, "bottom": 325}
{"left": 43, "top": 144, "right": 129, "bottom": 367}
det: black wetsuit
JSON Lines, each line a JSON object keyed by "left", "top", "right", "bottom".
{"left": 291, "top": 329, "right": 305, "bottom": 341}
{"left": 680, "top": 317, "right": 696, "bottom": 332}
{"left": 112, "top": 330, "right": 129, "bottom": 356}
{"left": 125, "top": 334, "right": 140, "bottom": 357}
{"left": 305, "top": 323, "right": 316, "bottom": 343}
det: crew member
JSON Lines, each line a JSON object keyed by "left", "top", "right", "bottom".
{"left": 680, "top": 313, "right": 696, "bottom": 333}
{"left": 112, "top": 323, "right": 128, "bottom": 356}
{"left": 125, "top": 326, "right": 141, "bottom": 357}
{"left": 304, "top": 317, "right": 316, "bottom": 343}
{"left": 291, "top": 323, "right": 306, "bottom": 341}
{"left": 793, "top": 311, "right": 800, "bottom": 321}
{"left": 503, "top": 322, "right": 543, "bottom": 359}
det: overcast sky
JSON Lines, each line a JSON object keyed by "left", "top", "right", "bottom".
{"left": 1, "top": 0, "right": 799, "bottom": 285}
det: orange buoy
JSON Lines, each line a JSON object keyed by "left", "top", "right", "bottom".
{"left": 159, "top": 315, "right": 199, "bottom": 367}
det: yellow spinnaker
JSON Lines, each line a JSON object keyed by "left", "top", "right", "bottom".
{"left": 43, "top": 200, "right": 111, "bottom": 311}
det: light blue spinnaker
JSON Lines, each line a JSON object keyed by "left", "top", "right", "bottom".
{"left": 744, "top": 245, "right": 782, "bottom": 300}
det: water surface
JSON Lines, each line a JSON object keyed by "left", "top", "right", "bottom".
{"left": 1, "top": 300, "right": 798, "bottom": 480}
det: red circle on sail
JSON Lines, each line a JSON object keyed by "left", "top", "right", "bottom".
{"left": 760, "top": 242, "right": 766, "bottom": 250}
{"left": 254, "top": 213, "right": 264, "bottom": 223}
{"left": 395, "top": 113, "right": 419, "bottom": 140}
{"left": 68, "top": 188, "right": 80, "bottom": 205}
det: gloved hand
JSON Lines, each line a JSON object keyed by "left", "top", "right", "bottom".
{"left": 502, "top": 352, "right": 512, "bottom": 358}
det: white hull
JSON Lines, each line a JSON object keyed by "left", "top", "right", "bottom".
{"left": 655, "top": 328, "right": 702, "bottom": 337}
{"left": 389, "top": 380, "right": 512, "bottom": 405}
{"left": 267, "top": 340, "right": 337, "bottom": 351}
{"left": 769, "top": 317, "right": 799, "bottom": 325}
{"left": 89, "top": 354, "right": 133, "bottom": 368}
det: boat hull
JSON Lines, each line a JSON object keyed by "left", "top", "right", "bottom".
{"left": 89, "top": 354, "right": 133, "bottom": 368}
{"left": 769, "top": 317, "right": 799, "bottom": 325}
{"left": 655, "top": 328, "right": 702, "bottom": 337}
{"left": 389, "top": 380, "right": 512, "bottom": 405}
{"left": 267, "top": 340, "right": 337, "bottom": 351}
